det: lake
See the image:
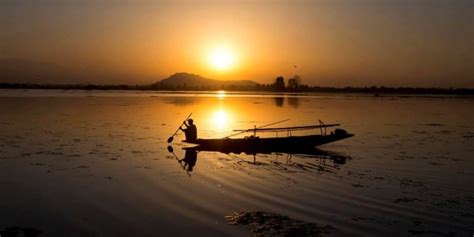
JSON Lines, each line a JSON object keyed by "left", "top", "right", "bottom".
{"left": 0, "top": 89, "right": 473, "bottom": 236}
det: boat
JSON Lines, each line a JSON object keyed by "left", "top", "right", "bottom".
{"left": 183, "top": 120, "right": 354, "bottom": 152}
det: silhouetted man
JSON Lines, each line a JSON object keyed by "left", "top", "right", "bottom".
{"left": 180, "top": 119, "right": 197, "bottom": 143}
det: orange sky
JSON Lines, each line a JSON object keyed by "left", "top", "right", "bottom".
{"left": 1, "top": 0, "right": 473, "bottom": 87}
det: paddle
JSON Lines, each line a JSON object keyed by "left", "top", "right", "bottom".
{"left": 167, "top": 146, "right": 191, "bottom": 177}
{"left": 167, "top": 113, "right": 192, "bottom": 143}
{"left": 222, "top": 119, "right": 290, "bottom": 139}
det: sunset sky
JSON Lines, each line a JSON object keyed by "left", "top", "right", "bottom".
{"left": 1, "top": 0, "right": 473, "bottom": 87}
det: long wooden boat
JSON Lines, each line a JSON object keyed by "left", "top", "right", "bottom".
{"left": 185, "top": 126, "right": 354, "bottom": 153}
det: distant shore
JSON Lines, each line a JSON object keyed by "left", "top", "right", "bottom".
{"left": 1, "top": 83, "right": 473, "bottom": 95}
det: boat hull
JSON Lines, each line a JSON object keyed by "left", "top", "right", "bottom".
{"left": 186, "top": 132, "right": 354, "bottom": 154}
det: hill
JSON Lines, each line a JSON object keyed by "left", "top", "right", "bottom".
{"left": 156, "top": 72, "right": 258, "bottom": 89}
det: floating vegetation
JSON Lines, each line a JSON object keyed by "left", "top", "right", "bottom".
{"left": 0, "top": 226, "right": 43, "bottom": 237}
{"left": 352, "top": 183, "right": 365, "bottom": 188}
{"left": 225, "top": 211, "right": 333, "bottom": 236}
{"left": 31, "top": 162, "right": 46, "bottom": 166}
{"left": 394, "top": 197, "right": 422, "bottom": 203}
{"left": 424, "top": 123, "right": 446, "bottom": 127}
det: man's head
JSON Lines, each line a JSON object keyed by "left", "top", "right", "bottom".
{"left": 188, "top": 119, "right": 194, "bottom": 125}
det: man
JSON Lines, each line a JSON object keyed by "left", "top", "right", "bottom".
{"left": 180, "top": 119, "right": 197, "bottom": 143}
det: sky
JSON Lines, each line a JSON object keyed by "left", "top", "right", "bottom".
{"left": 1, "top": 0, "right": 473, "bottom": 87}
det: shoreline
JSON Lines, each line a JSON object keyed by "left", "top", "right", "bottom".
{"left": 1, "top": 83, "right": 473, "bottom": 96}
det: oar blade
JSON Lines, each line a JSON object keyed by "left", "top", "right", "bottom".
{"left": 166, "top": 112, "right": 192, "bottom": 144}
{"left": 167, "top": 145, "right": 174, "bottom": 153}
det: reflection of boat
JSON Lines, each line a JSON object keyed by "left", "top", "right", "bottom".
{"left": 183, "top": 145, "right": 348, "bottom": 165}
{"left": 167, "top": 144, "right": 349, "bottom": 175}
{"left": 185, "top": 122, "right": 354, "bottom": 152}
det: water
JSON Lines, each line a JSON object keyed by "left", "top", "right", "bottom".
{"left": 0, "top": 89, "right": 473, "bottom": 236}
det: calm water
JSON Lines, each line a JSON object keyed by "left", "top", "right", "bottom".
{"left": 1, "top": 89, "right": 473, "bottom": 236}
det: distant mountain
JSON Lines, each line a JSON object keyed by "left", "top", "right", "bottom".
{"left": 0, "top": 59, "right": 256, "bottom": 86}
{"left": 157, "top": 72, "right": 258, "bottom": 88}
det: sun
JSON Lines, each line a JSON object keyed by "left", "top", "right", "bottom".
{"left": 209, "top": 47, "right": 235, "bottom": 70}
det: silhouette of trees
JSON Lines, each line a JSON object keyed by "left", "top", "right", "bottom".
{"left": 0, "top": 82, "right": 472, "bottom": 95}
{"left": 287, "top": 75, "right": 301, "bottom": 92}
{"left": 273, "top": 76, "right": 286, "bottom": 91}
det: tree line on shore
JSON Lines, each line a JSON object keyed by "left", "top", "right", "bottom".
{"left": 1, "top": 75, "right": 473, "bottom": 95}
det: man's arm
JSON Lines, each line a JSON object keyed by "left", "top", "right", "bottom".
{"left": 179, "top": 122, "right": 189, "bottom": 131}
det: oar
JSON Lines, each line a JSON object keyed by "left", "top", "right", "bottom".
{"left": 167, "top": 146, "right": 191, "bottom": 177}
{"left": 222, "top": 119, "right": 290, "bottom": 139}
{"left": 167, "top": 113, "right": 192, "bottom": 143}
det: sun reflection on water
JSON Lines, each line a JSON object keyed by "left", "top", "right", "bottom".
{"left": 212, "top": 109, "right": 229, "bottom": 130}
{"left": 216, "top": 90, "right": 226, "bottom": 99}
